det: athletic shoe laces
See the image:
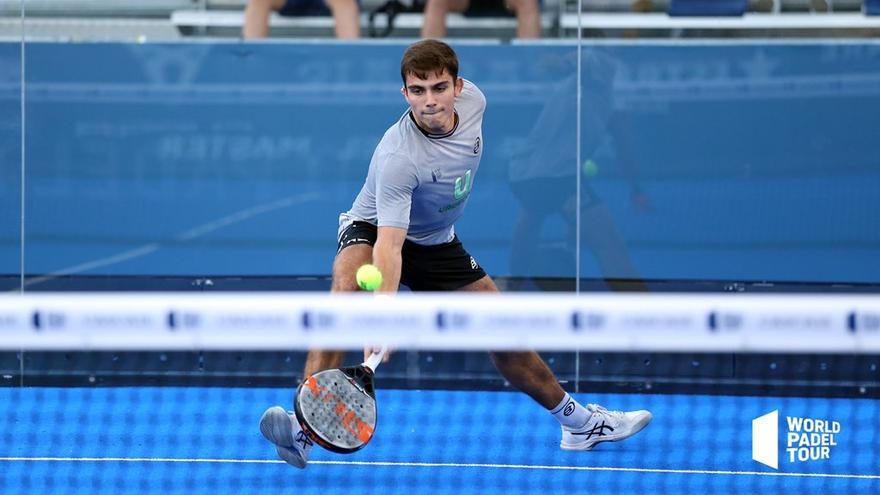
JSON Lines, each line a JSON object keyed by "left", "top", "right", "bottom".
{"left": 587, "top": 403, "right": 625, "bottom": 421}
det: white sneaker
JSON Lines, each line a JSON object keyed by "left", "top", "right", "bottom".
{"left": 259, "top": 406, "right": 313, "bottom": 469}
{"left": 560, "top": 403, "right": 652, "bottom": 451}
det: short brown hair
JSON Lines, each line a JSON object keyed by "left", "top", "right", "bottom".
{"left": 400, "top": 39, "right": 459, "bottom": 85}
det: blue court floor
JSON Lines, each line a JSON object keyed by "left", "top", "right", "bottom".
{"left": 0, "top": 387, "right": 877, "bottom": 494}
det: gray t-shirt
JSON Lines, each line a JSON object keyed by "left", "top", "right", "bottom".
{"left": 339, "top": 79, "right": 486, "bottom": 246}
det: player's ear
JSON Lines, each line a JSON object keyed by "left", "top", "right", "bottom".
{"left": 454, "top": 77, "right": 464, "bottom": 96}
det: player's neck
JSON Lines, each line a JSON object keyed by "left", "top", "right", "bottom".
{"left": 411, "top": 111, "right": 459, "bottom": 138}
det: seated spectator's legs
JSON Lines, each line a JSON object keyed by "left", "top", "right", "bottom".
{"left": 243, "top": 0, "right": 286, "bottom": 38}
{"left": 421, "top": 0, "right": 539, "bottom": 39}
{"left": 421, "top": 0, "right": 471, "bottom": 38}
{"left": 244, "top": 0, "right": 359, "bottom": 39}
{"left": 325, "top": 0, "right": 360, "bottom": 38}
{"left": 506, "top": 0, "right": 540, "bottom": 38}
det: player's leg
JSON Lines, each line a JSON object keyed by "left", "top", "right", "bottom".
{"left": 459, "top": 272, "right": 652, "bottom": 451}
{"left": 262, "top": 225, "right": 375, "bottom": 468}
{"left": 421, "top": 0, "right": 471, "bottom": 38}
{"left": 259, "top": 406, "right": 313, "bottom": 468}
{"left": 456, "top": 274, "right": 569, "bottom": 408}
{"left": 331, "top": 242, "right": 372, "bottom": 292}
{"left": 505, "top": 0, "right": 541, "bottom": 38}
{"left": 456, "top": 274, "right": 565, "bottom": 406}
{"left": 243, "top": 0, "right": 286, "bottom": 38}
{"left": 324, "top": 0, "right": 360, "bottom": 38}
{"left": 301, "top": 242, "right": 373, "bottom": 376}
{"left": 485, "top": 318, "right": 651, "bottom": 450}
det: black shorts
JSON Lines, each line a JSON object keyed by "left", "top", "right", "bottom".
{"left": 279, "top": 0, "right": 330, "bottom": 16}
{"left": 463, "top": 0, "right": 543, "bottom": 17}
{"left": 337, "top": 221, "right": 488, "bottom": 291}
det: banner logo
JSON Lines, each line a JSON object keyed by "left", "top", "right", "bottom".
{"left": 752, "top": 410, "right": 841, "bottom": 469}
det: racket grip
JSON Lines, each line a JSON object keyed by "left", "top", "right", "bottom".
{"left": 364, "top": 345, "right": 388, "bottom": 372}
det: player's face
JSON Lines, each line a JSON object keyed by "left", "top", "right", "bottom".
{"left": 402, "top": 70, "right": 464, "bottom": 135}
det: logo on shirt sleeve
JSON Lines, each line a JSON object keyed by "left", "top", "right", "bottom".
{"left": 473, "top": 136, "right": 481, "bottom": 155}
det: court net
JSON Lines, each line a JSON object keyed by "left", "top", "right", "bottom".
{"left": 0, "top": 292, "right": 878, "bottom": 495}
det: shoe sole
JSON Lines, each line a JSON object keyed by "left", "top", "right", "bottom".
{"left": 260, "top": 406, "right": 295, "bottom": 447}
{"left": 260, "top": 406, "right": 307, "bottom": 469}
{"left": 275, "top": 444, "right": 307, "bottom": 469}
{"left": 560, "top": 412, "right": 653, "bottom": 451}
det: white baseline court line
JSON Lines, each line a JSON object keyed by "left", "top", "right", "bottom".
{"left": 0, "top": 457, "right": 877, "bottom": 480}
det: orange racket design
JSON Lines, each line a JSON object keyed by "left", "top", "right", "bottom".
{"left": 294, "top": 348, "right": 386, "bottom": 453}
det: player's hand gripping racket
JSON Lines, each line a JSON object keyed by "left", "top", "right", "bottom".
{"left": 294, "top": 347, "right": 387, "bottom": 453}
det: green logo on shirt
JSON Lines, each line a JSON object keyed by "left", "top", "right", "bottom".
{"left": 453, "top": 169, "right": 472, "bottom": 200}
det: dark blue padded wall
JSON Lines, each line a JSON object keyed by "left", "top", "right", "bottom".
{"left": 7, "top": 41, "right": 880, "bottom": 284}
{"left": 0, "top": 41, "right": 21, "bottom": 289}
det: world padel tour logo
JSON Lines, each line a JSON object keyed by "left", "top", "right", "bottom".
{"left": 752, "top": 410, "right": 841, "bottom": 469}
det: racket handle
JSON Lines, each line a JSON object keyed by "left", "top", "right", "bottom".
{"left": 364, "top": 345, "right": 388, "bottom": 373}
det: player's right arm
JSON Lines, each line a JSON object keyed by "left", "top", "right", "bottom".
{"left": 372, "top": 226, "right": 406, "bottom": 294}
{"left": 372, "top": 149, "right": 417, "bottom": 295}
{"left": 365, "top": 226, "right": 405, "bottom": 362}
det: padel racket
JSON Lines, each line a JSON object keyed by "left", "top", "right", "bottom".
{"left": 294, "top": 347, "right": 386, "bottom": 454}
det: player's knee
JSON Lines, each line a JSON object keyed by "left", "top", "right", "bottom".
{"left": 332, "top": 245, "right": 372, "bottom": 291}
{"left": 330, "top": 265, "right": 364, "bottom": 292}
{"left": 331, "top": 275, "right": 360, "bottom": 292}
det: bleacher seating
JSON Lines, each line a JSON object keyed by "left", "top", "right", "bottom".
{"left": 559, "top": 0, "right": 880, "bottom": 35}
{"left": 0, "top": 0, "right": 196, "bottom": 17}
{"left": 1, "top": 0, "right": 879, "bottom": 39}
{"left": 171, "top": 0, "right": 560, "bottom": 38}
{"left": 0, "top": 0, "right": 190, "bottom": 40}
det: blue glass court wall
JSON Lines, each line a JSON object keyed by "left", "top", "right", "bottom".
{"left": 17, "top": 41, "right": 578, "bottom": 286}
{"left": 8, "top": 40, "right": 880, "bottom": 288}
{"left": 0, "top": 35, "right": 22, "bottom": 291}
{"left": 576, "top": 41, "right": 880, "bottom": 288}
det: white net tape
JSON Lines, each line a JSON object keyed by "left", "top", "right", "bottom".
{"left": 0, "top": 293, "right": 878, "bottom": 353}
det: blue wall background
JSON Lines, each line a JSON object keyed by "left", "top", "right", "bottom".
{"left": 1, "top": 41, "right": 878, "bottom": 285}
{"left": 0, "top": 41, "right": 20, "bottom": 284}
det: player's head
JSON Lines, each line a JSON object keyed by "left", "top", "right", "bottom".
{"left": 400, "top": 39, "right": 464, "bottom": 135}
{"left": 400, "top": 39, "right": 459, "bottom": 84}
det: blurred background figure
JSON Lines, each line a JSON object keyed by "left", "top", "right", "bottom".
{"left": 243, "top": 0, "right": 361, "bottom": 38}
{"left": 421, "top": 0, "right": 541, "bottom": 39}
{"left": 506, "top": 49, "right": 650, "bottom": 291}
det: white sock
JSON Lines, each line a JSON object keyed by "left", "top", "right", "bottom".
{"left": 291, "top": 415, "right": 314, "bottom": 455}
{"left": 550, "top": 393, "right": 590, "bottom": 429}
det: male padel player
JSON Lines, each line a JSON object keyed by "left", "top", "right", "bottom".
{"left": 260, "top": 39, "right": 652, "bottom": 469}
